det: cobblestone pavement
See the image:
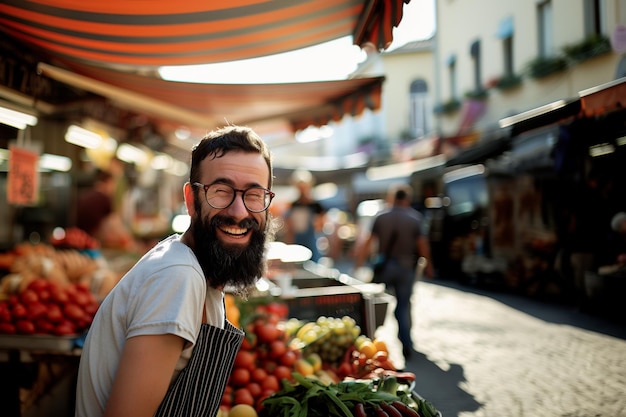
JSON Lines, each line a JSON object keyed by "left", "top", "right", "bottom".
{"left": 374, "top": 279, "right": 626, "bottom": 417}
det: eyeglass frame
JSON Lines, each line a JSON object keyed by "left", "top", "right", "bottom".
{"left": 192, "top": 182, "right": 275, "bottom": 213}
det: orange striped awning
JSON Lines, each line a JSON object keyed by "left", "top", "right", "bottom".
{"left": 0, "top": 0, "right": 410, "bottom": 69}
{"left": 36, "top": 60, "right": 384, "bottom": 136}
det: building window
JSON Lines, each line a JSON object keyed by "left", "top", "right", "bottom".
{"left": 447, "top": 54, "right": 458, "bottom": 100}
{"left": 470, "top": 39, "right": 482, "bottom": 92}
{"left": 409, "top": 79, "right": 430, "bottom": 138}
{"left": 497, "top": 16, "right": 514, "bottom": 77}
{"left": 537, "top": 0, "right": 553, "bottom": 57}
{"left": 584, "top": 0, "right": 606, "bottom": 36}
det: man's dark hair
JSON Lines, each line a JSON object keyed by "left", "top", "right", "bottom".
{"left": 189, "top": 125, "right": 273, "bottom": 188}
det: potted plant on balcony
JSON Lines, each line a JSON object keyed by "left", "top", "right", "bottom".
{"left": 525, "top": 55, "right": 568, "bottom": 79}
{"left": 434, "top": 98, "right": 462, "bottom": 115}
{"left": 562, "top": 34, "right": 611, "bottom": 63}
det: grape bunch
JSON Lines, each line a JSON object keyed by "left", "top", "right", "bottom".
{"left": 289, "top": 316, "right": 361, "bottom": 365}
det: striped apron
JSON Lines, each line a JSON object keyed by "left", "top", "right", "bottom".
{"left": 155, "top": 320, "right": 244, "bottom": 417}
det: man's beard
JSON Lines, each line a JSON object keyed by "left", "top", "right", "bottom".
{"left": 190, "top": 212, "right": 267, "bottom": 293}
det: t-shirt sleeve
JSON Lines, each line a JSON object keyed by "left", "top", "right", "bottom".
{"left": 126, "top": 264, "right": 206, "bottom": 345}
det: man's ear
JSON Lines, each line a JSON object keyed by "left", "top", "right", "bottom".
{"left": 183, "top": 182, "right": 196, "bottom": 217}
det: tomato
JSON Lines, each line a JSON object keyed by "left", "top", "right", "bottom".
{"left": 273, "top": 365, "right": 292, "bottom": 382}
{"left": 265, "top": 302, "right": 288, "bottom": 319}
{"left": 280, "top": 349, "right": 297, "bottom": 367}
{"left": 269, "top": 340, "right": 287, "bottom": 359}
{"left": 234, "top": 350, "right": 256, "bottom": 370}
{"left": 229, "top": 368, "right": 250, "bottom": 387}
{"left": 46, "top": 304, "right": 64, "bottom": 323}
{"left": 260, "top": 375, "right": 279, "bottom": 392}
{"left": 50, "top": 287, "right": 69, "bottom": 304}
{"left": 233, "top": 388, "right": 255, "bottom": 406}
{"left": 0, "top": 322, "right": 16, "bottom": 334}
{"left": 35, "top": 318, "right": 55, "bottom": 334}
{"left": 26, "top": 278, "right": 49, "bottom": 293}
{"left": 26, "top": 301, "right": 48, "bottom": 321}
{"left": 54, "top": 320, "right": 77, "bottom": 336}
{"left": 0, "top": 302, "right": 11, "bottom": 323}
{"left": 246, "top": 382, "right": 262, "bottom": 398}
{"left": 250, "top": 368, "right": 267, "bottom": 383}
{"left": 63, "top": 303, "right": 86, "bottom": 322}
{"left": 11, "top": 303, "right": 28, "bottom": 319}
{"left": 15, "top": 319, "right": 36, "bottom": 334}
{"left": 241, "top": 334, "right": 256, "bottom": 350}
{"left": 20, "top": 289, "right": 39, "bottom": 305}
{"left": 255, "top": 323, "right": 280, "bottom": 344}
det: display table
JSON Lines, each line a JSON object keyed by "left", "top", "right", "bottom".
{"left": 0, "top": 335, "right": 81, "bottom": 417}
{"left": 268, "top": 262, "right": 393, "bottom": 338}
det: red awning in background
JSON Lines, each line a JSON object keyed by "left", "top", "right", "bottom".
{"left": 37, "top": 61, "right": 384, "bottom": 135}
{"left": 0, "top": 0, "right": 409, "bottom": 69}
{"left": 579, "top": 76, "right": 626, "bottom": 117}
{"left": 0, "top": 0, "right": 408, "bottom": 142}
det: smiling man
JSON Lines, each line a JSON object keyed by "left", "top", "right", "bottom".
{"left": 75, "top": 125, "right": 278, "bottom": 417}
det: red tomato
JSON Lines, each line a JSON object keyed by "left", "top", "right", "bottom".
{"left": 269, "top": 340, "right": 287, "bottom": 359}
{"left": 229, "top": 368, "right": 250, "bottom": 387}
{"left": 250, "top": 368, "right": 267, "bottom": 383}
{"left": 0, "top": 322, "right": 16, "bottom": 334}
{"left": 241, "top": 334, "right": 256, "bottom": 350}
{"left": 273, "top": 365, "right": 292, "bottom": 382}
{"left": 54, "top": 320, "right": 77, "bottom": 336}
{"left": 11, "top": 303, "right": 27, "bottom": 319}
{"left": 63, "top": 303, "right": 86, "bottom": 322}
{"left": 246, "top": 382, "right": 262, "bottom": 399}
{"left": 280, "top": 349, "right": 297, "bottom": 367}
{"left": 233, "top": 388, "right": 255, "bottom": 406}
{"left": 26, "top": 301, "right": 47, "bottom": 321}
{"left": 46, "top": 304, "right": 64, "bottom": 323}
{"left": 0, "top": 302, "right": 11, "bottom": 323}
{"left": 50, "top": 287, "right": 69, "bottom": 305}
{"left": 20, "top": 289, "right": 39, "bottom": 305}
{"left": 261, "top": 375, "right": 279, "bottom": 392}
{"left": 26, "top": 278, "right": 49, "bottom": 293}
{"left": 234, "top": 350, "right": 256, "bottom": 370}
{"left": 15, "top": 319, "right": 36, "bottom": 334}
{"left": 35, "top": 318, "right": 55, "bottom": 334}
{"left": 255, "top": 323, "right": 280, "bottom": 344}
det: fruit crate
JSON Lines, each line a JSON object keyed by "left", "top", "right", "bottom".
{"left": 282, "top": 285, "right": 390, "bottom": 338}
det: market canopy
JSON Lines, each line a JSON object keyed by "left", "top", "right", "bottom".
{"left": 0, "top": 0, "right": 409, "bottom": 142}
{"left": 0, "top": 0, "right": 409, "bottom": 68}
{"left": 37, "top": 60, "right": 384, "bottom": 135}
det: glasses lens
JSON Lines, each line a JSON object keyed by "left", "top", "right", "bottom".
{"left": 243, "top": 187, "right": 270, "bottom": 212}
{"left": 205, "top": 184, "right": 234, "bottom": 209}
{"left": 204, "top": 184, "right": 271, "bottom": 212}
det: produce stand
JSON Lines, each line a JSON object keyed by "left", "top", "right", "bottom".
{"left": 268, "top": 262, "right": 393, "bottom": 338}
{"left": 0, "top": 334, "right": 82, "bottom": 417}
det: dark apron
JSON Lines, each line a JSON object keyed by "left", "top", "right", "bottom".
{"left": 155, "top": 320, "right": 244, "bottom": 417}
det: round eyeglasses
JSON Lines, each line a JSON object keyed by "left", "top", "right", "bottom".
{"left": 193, "top": 182, "right": 275, "bottom": 213}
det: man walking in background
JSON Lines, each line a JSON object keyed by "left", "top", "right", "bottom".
{"left": 354, "top": 183, "right": 434, "bottom": 360}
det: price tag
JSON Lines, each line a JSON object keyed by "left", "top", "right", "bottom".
{"left": 7, "top": 144, "right": 39, "bottom": 205}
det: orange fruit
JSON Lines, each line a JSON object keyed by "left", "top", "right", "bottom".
{"left": 373, "top": 338, "right": 388, "bottom": 353}
{"left": 359, "top": 341, "right": 377, "bottom": 359}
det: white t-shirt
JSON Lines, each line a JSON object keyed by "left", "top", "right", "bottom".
{"left": 75, "top": 234, "right": 225, "bottom": 417}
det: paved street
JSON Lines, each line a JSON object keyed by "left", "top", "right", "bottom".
{"left": 373, "top": 279, "right": 626, "bottom": 417}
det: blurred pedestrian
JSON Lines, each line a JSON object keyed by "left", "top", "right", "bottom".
{"left": 283, "top": 169, "right": 326, "bottom": 262}
{"left": 76, "top": 167, "right": 136, "bottom": 251}
{"left": 354, "top": 183, "right": 434, "bottom": 360}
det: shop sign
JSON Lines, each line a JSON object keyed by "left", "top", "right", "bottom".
{"left": 7, "top": 144, "right": 39, "bottom": 205}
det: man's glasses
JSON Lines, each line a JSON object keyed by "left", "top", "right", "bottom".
{"left": 193, "top": 182, "right": 275, "bottom": 213}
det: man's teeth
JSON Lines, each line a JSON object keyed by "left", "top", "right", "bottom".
{"left": 221, "top": 226, "right": 247, "bottom": 235}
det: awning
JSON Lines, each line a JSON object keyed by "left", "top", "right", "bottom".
{"left": 579, "top": 76, "right": 626, "bottom": 117}
{"left": 37, "top": 61, "right": 384, "bottom": 135}
{"left": 0, "top": 0, "right": 410, "bottom": 69}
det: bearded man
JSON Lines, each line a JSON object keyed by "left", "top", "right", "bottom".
{"left": 75, "top": 125, "right": 278, "bottom": 417}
